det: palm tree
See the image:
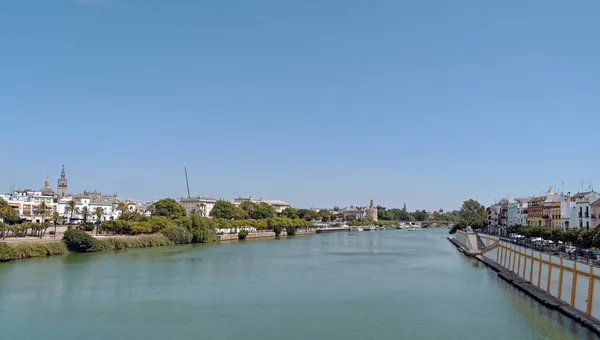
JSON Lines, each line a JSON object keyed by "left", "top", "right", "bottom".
{"left": 35, "top": 201, "right": 48, "bottom": 224}
{"left": 117, "top": 202, "right": 127, "bottom": 217}
{"left": 81, "top": 206, "right": 90, "bottom": 224}
{"left": 95, "top": 207, "right": 104, "bottom": 236}
{"left": 65, "top": 200, "right": 78, "bottom": 224}
{"left": 52, "top": 211, "right": 59, "bottom": 238}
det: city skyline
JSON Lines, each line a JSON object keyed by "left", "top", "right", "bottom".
{"left": 3, "top": 1, "right": 600, "bottom": 211}
{"left": 2, "top": 164, "right": 600, "bottom": 212}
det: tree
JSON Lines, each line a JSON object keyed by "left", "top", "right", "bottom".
{"left": 210, "top": 200, "right": 237, "bottom": 220}
{"left": 36, "top": 202, "right": 48, "bottom": 223}
{"left": 52, "top": 211, "right": 59, "bottom": 238}
{"left": 152, "top": 198, "right": 186, "bottom": 219}
{"left": 319, "top": 209, "right": 332, "bottom": 222}
{"left": 458, "top": 199, "right": 486, "bottom": 229}
{"left": 117, "top": 201, "right": 129, "bottom": 218}
{"left": 184, "top": 215, "right": 215, "bottom": 243}
{"left": 65, "top": 200, "right": 78, "bottom": 224}
{"left": 95, "top": 207, "right": 104, "bottom": 235}
{"left": 282, "top": 207, "right": 299, "bottom": 219}
{"left": 297, "top": 209, "right": 318, "bottom": 221}
{"left": 0, "top": 199, "right": 18, "bottom": 224}
{"left": 413, "top": 210, "right": 427, "bottom": 221}
{"left": 254, "top": 202, "right": 276, "bottom": 219}
{"left": 81, "top": 206, "right": 90, "bottom": 224}
{"left": 239, "top": 201, "right": 258, "bottom": 218}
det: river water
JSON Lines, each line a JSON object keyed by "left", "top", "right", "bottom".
{"left": 0, "top": 229, "right": 597, "bottom": 340}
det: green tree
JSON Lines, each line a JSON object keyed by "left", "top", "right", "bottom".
{"left": 184, "top": 215, "right": 215, "bottom": 243}
{"left": 152, "top": 198, "right": 186, "bottom": 219}
{"left": 52, "top": 211, "right": 60, "bottom": 238}
{"left": 117, "top": 201, "right": 129, "bottom": 218}
{"left": 413, "top": 209, "right": 427, "bottom": 221}
{"left": 94, "top": 207, "right": 104, "bottom": 235}
{"left": 0, "top": 199, "right": 18, "bottom": 224}
{"left": 35, "top": 201, "right": 48, "bottom": 223}
{"left": 210, "top": 200, "right": 237, "bottom": 219}
{"left": 232, "top": 206, "right": 247, "bottom": 220}
{"left": 458, "top": 199, "right": 486, "bottom": 229}
{"left": 297, "top": 209, "right": 319, "bottom": 221}
{"left": 254, "top": 202, "right": 276, "bottom": 219}
{"left": 282, "top": 207, "right": 299, "bottom": 219}
{"left": 81, "top": 206, "right": 90, "bottom": 224}
{"left": 319, "top": 209, "right": 332, "bottom": 222}
{"left": 239, "top": 201, "right": 258, "bottom": 218}
{"left": 65, "top": 200, "right": 78, "bottom": 224}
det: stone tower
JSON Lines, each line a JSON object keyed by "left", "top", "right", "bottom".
{"left": 366, "top": 199, "right": 378, "bottom": 221}
{"left": 57, "top": 165, "right": 68, "bottom": 198}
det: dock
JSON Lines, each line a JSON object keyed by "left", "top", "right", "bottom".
{"left": 315, "top": 227, "right": 351, "bottom": 234}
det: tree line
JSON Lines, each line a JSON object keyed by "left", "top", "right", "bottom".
{"left": 507, "top": 224, "right": 600, "bottom": 249}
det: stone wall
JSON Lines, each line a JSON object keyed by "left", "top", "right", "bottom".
{"left": 218, "top": 229, "right": 315, "bottom": 241}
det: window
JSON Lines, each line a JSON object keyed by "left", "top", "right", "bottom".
{"left": 587, "top": 221, "right": 590, "bottom": 229}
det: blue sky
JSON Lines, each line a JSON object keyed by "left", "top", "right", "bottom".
{"left": 2, "top": 0, "right": 600, "bottom": 211}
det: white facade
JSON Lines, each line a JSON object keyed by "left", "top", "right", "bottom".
{"left": 507, "top": 202, "right": 519, "bottom": 226}
{"left": 2, "top": 189, "right": 57, "bottom": 223}
{"left": 569, "top": 192, "right": 600, "bottom": 229}
{"left": 561, "top": 200, "right": 576, "bottom": 230}
{"left": 516, "top": 199, "right": 529, "bottom": 226}
{"left": 180, "top": 197, "right": 216, "bottom": 217}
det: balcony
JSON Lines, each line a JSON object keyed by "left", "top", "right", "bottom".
{"left": 578, "top": 213, "right": 583, "bottom": 218}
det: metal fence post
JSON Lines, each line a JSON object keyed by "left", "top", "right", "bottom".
{"left": 587, "top": 265, "right": 594, "bottom": 315}
{"left": 558, "top": 258, "right": 564, "bottom": 301}
{"left": 571, "top": 262, "right": 578, "bottom": 307}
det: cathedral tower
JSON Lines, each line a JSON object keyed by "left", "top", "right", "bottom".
{"left": 57, "top": 165, "right": 68, "bottom": 198}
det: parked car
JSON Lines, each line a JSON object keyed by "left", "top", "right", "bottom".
{"left": 565, "top": 246, "right": 577, "bottom": 255}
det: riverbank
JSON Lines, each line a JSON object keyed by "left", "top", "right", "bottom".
{"left": 218, "top": 229, "right": 315, "bottom": 241}
{"left": 0, "top": 229, "right": 318, "bottom": 262}
{"left": 447, "top": 237, "right": 600, "bottom": 336}
{"left": 0, "top": 241, "right": 68, "bottom": 261}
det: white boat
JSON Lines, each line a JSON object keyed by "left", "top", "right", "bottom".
{"left": 357, "top": 227, "right": 364, "bottom": 232}
{"left": 366, "top": 226, "right": 376, "bottom": 232}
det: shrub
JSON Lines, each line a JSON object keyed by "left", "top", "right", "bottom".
{"left": 160, "top": 225, "right": 191, "bottom": 244}
{"left": 273, "top": 225, "right": 282, "bottom": 236}
{"left": 63, "top": 229, "right": 99, "bottom": 252}
{"left": 48, "top": 231, "right": 55, "bottom": 235}
{"left": 238, "top": 229, "right": 249, "bottom": 240}
{"left": 0, "top": 241, "right": 68, "bottom": 261}
{"left": 286, "top": 226, "right": 297, "bottom": 236}
{"left": 81, "top": 223, "right": 95, "bottom": 232}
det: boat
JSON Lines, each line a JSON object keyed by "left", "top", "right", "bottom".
{"left": 357, "top": 227, "right": 364, "bottom": 232}
{"left": 366, "top": 226, "right": 376, "bottom": 232}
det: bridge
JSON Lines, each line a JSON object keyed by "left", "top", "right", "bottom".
{"left": 420, "top": 221, "right": 454, "bottom": 228}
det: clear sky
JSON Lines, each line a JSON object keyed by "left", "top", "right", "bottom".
{"left": 2, "top": 0, "right": 600, "bottom": 211}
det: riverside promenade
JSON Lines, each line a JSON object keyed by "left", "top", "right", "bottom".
{"left": 449, "top": 231, "right": 600, "bottom": 335}
{"left": 218, "top": 229, "right": 315, "bottom": 241}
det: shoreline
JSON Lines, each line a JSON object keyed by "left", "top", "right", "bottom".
{"left": 447, "top": 237, "right": 600, "bottom": 336}
{"left": 0, "top": 229, "right": 319, "bottom": 262}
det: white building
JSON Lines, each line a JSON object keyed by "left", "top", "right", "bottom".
{"left": 179, "top": 197, "right": 217, "bottom": 217}
{"left": 569, "top": 191, "right": 600, "bottom": 229}
{"left": 515, "top": 198, "right": 530, "bottom": 226}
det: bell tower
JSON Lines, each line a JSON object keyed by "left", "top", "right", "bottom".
{"left": 57, "top": 165, "right": 68, "bottom": 198}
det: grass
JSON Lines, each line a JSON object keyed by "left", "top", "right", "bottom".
{"left": 94, "top": 234, "right": 173, "bottom": 251}
{"left": 0, "top": 241, "right": 68, "bottom": 262}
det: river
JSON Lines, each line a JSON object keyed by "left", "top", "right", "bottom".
{"left": 0, "top": 229, "right": 597, "bottom": 339}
